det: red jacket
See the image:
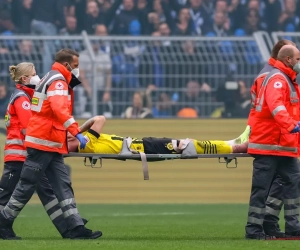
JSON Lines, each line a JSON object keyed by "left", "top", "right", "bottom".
{"left": 4, "top": 84, "right": 34, "bottom": 162}
{"left": 24, "top": 63, "right": 80, "bottom": 154}
{"left": 248, "top": 61, "right": 300, "bottom": 157}
{"left": 248, "top": 57, "right": 276, "bottom": 127}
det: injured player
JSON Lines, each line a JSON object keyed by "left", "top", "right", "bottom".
{"left": 67, "top": 116, "right": 249, "bottom": 156}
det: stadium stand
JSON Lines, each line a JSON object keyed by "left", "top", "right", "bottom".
{"left": 0, "top": 0, "right": 300, "bottom": 118}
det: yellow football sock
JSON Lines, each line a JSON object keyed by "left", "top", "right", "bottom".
{"left": 193, "top": 140, "right": 233, "bottom": 154}
{"left": 227, "top": 125, "right": 250, "bottom": 146}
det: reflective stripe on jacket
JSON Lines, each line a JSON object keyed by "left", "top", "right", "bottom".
{"left": 24, "top": 63, "right": 80, "bottom": 154}
{"left": 248, "top": 61, "right": 300, "bottom": 157}
{"left": 4, "top": 85, "right": 34, "bottom": 162}
{"left": 248, "top": 58, "right": 276, "bottom": 127}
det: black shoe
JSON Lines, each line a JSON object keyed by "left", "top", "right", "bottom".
{"left": 61, "top": 218, "right": 90, "bottom": 239}
{"left": 264, "top": 225, "right": 285, "bottom": 238}
{"left": 285, "top": 231, "right": 300, "bottom": 237}
{"left": 245, "top": 233, "right": 276, "bottom": 240}
{"left": 0, "top": 227, "right": 21, "bottom": 240}
{"left": 69, "top": 226, "right": 102, "bottom": 240}
{"left": 61, "top": 231, "right": 71, "bottom": 239}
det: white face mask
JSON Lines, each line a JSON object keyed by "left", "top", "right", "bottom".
{"left": 71, "top": 68, "right": 80, "bottom": 78}
{"left": 67, "top": 63, "right": 80, "bottom": 78}
{"left": 293, "top": 62, "right": 300, "bottom": 74}
{"left": 29, "top": 75, "right": 41, "bottom": 86}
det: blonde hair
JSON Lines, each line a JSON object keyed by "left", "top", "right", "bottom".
{"left": 9, "top": 62, "right": 35, "bottom": 83}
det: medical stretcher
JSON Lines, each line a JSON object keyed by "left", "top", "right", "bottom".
{"left": 63, "top": 153, "right": 251, "bottom": 180}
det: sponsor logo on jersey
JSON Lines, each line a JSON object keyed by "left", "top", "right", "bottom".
{"left": 166, "top": 142, "right": 174, "bottom": 151}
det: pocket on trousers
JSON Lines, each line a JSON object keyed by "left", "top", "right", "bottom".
{"left": 0, "top": 169, "right": 19, "bottom": 192}
{"left": 21, "top": 160, "right": 43, "bottom": 184}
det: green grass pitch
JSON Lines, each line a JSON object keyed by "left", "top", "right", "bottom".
{"left": 0, "top": 119, "right": 298, "bottom": 248}
{"left": 1, "top": 204, "right": 298, "bottom": 250}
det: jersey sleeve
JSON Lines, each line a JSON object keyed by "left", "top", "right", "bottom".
{"left": 47, "top": 80, "right": 80, "bottom": 136}
{"left": 265, "top": 77, "right": 298, "bottom": 132}
{"left": 14, "top": 96, "right": 32, "bottom": 130}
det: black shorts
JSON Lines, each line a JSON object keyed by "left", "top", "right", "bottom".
{"left": 142, "top": 137, "right": 179, "bottom": 154}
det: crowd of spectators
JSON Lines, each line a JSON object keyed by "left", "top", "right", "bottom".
{"left": 1, "top": 0, "right": 300, "bottom": 36}
{"left": 0, "top": 0, "right": 299, "bottom": 118}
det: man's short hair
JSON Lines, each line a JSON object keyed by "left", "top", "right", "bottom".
{"left": 55, "top": 49, "right": 79, "bottom": 64}
{"left": 271, "top": 40, "right": 296, "bottom": 59}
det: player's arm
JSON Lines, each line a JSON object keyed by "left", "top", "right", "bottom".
{"left": 47, "top": 81, "right": 80, "bottom": 136}
{"left": 80, "top": 115, "right": 106, "bottom": 135}
{"left": 265, "top": 78, "right": 298, "bottom": 132}
{"left": 14, "top": 96, "right": 32, "bottom": 134}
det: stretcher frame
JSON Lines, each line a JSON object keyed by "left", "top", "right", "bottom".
{"left": 64, "top": 153, "right": 251, "bottom": 179}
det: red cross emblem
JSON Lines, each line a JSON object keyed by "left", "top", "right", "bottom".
{"left": 274, "top": 82, "right": 282, "bottom": 89}
{"left": 22, "top": 101, "right": 30, "bottom": 110}
{"left": 55, "top": 82, "right": 64, "bottom": 89}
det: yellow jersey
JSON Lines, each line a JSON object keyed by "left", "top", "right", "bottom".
{"left": 78, "top": 131, "right": 145, "bottom": 154}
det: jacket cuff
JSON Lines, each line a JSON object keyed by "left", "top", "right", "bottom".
{"left": 287, "top": 122, "right": 298, "bottom": 132}
{"left": 68, "top": 126, "right": 81, "bottom": 137}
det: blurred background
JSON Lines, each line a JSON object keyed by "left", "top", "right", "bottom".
{"left": 0, "top": 0, "right": 300, "bottom": 204}
{"left": 0, "top": 0, "right": 300, "bottom": 119}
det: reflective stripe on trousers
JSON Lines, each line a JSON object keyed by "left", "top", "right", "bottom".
{"left": 267, "top": 196, "right": 282, "bottom": 206}
{"left": 63, "top": 208, "right": 79, "bottom": 218}
{"left": 284, "top": 198, "right": 300, "bottom": 205}
{"left": 60, "top": 198, "right": 74, "bottom": 207}
{"left": 266, "top": 206, "right": 280, "bottom": 217}
{"left": 44, "top": 198, "right": 59, "bottom": 211}
{"left": 248, "top": 143, "right": 297, "bottom": 153}
{"left": 247, "top": 206, "right": 265, "bottom": 225}
{"left": 285, "top": 208, "right": 299, "bottom": 216}
{"left": 50, "top": 209, "right": 63, "bottom": 221}
{"left": 248, "top": 216, "right": 264, "bottom": 225}
{"left": 1, "top": 196, "right": 25, "bottom": 220}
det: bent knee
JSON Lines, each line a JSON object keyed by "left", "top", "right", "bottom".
{"left": 95, "top": 115, "right": 106, "bottom": 123}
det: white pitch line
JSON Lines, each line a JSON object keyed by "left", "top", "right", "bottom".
{"left": 95, "top": 212, "right": 196, "bottom": 217}
{"left": 19, "top": 212, "right": 196, "bottom": 218}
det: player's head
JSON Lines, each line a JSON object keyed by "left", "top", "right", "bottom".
{"left": 55, "top": 49, "right": 80, "bottom": 77}
{"left": 271, "top": 39, "right": 296, "bottom": 60}
{"left": 277, "top": 44, "right": 300, "bottom": 73}
{"left": 67, "top": 132, "right": 79, "bottom": 152}
{"left": 9, "top": 62, "right": 40, "bottom": 86}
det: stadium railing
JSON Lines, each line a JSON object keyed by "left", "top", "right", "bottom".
{"left": 0, "top": 32, "right": 277, "bottom": 118}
